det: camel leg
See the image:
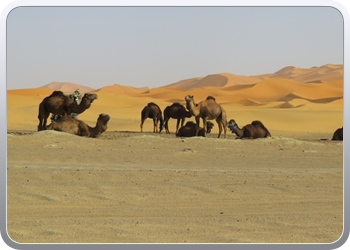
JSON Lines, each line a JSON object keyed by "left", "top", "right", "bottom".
{"left": 140, "top": 118, "right": 146, "bottom": 133}
{"left": 217, "top": 120, "right": 222, "bottom": 138}
{"left": 176, "top": 119, "right": 181, "bottom": 134}
{"left": 153, "top": 119, "right": 158, "bottom": 133}
{"left": 223, "top": 120, "right": 227, "bottom": 138}
{"left": 42, "top": 113, "right": 50, "bottom": 130}
{"left": 164, "top": 118, "right": 170, "bottom": 134}
{"left": 195, "top": 117, "right": 200, "bottom": 136}
{"left": 202, "top": 118, "right": 208, "bottom": 137}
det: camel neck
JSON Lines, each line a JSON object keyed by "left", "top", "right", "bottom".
{"left": 187, "top": 100, "right": 199, "bottom": 116}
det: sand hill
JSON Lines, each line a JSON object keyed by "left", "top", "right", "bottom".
{"left": 7, "top": 64, "right": 343, "bottom": 135}
{"left": 40, "top": 82, "right": 96, "bottom": 93}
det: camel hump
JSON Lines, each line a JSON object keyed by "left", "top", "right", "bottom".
{"left": 49, "top": 91, "right": 65, "bottom": 97}
{"left": 251, "top": 120, "right": 271, "bottom": 137}
{"left": 171, "top": 102, "right": 183, "bottom": 107}
{"left": 206, "top": 96, "right": 216, "bottom": 101}
{"left": 148, "top": 102, "right": 162, "bottom": 111}
{"left": 184, "top": 121, "right": 196, "bottom": 126}
{"left": 251, "top": 120, "right": 266, "bottom": 128}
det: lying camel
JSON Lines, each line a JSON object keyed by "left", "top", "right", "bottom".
{"left": 140, "top": 102, "right": 164, "bottom": 133}
{"left": 163, "top": 103, "right": 192, "bottom": 134}
{"left": 185, "top": 95, "right": 227, "bottom": 138}
{"left": 47, "top": 114, "right": 110, "bottom": 138}
{"left": 38, "top": 90, "right": 98, "bottom": 131}
{"left": 332, "top": 127, "right": 343, "bottom": 141}
{"left": 228, "top": 119, "right": 271, "bottom": 139}
{"left": 176, "top": 121, "right": 214, "bottom": 137}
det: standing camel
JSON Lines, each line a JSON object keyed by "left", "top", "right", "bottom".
{"left": 228, "top": 119, "right": 271, "bottom": 139}
{"left": 38, "top": 91, "right": 98, "bottom": 131}
{"left": 163, "top": 103, "right": 192, "bottom": 134}
{"left": 184, "top": 95, "right": 227, "bottom": 138}
{"left": 140, "top": 102, "right": 164, "bottom": 133}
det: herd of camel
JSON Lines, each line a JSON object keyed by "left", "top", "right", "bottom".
{"left": 37, "top": 90, "right": 343, "bottom": 141}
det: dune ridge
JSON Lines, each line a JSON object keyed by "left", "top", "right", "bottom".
{"left": 7, "top": 64, "right": 343, "bottom": 134}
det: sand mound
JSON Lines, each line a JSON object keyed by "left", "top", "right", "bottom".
{"left": 40, "top": 82, "right": 96, "bottom": 93}
{"left": 271, "top": 64, "right": 343, "bottom": 83}
{"left": 96, "top": 84, "right": 149, "bottom": 94}
{"left": 272, "top": 101, "right": 295, "bottom": 109}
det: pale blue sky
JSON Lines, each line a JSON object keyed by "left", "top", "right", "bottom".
{"left": 6, "top": 6, "right": 344, "bottom": 90}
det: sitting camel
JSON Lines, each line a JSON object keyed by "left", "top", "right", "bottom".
{"left": 332, "top": 127, "right": 343, "bottom": 141}
{"left": 163, "top": 103, "right": 192, "bottom": 134}
{"left": 185, "top": 95, "right": 227, "bottom": 138}
{"left": 47, "top": 114, "right": 110, "bottom": 138}
{"left": 38, "top": 90, "right": 98, "bottom": 131}
{"left": 140, "top": 102, "right": 164, "bottom": 133}
{"left": 176, "top": 121, "right": 214, "bottom": 137}
{"left": 228, "top": 119, "right": 271, "bottom": 139}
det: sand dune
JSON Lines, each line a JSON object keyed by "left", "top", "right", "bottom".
{"left": 7, "top": 64, "right": 343, "bottom": 134}
{"left": 40, "top": 82, "right": 96, "bottom": 93}
{"left": 96, "top": 84, "right": 149, "bottom": 94}
{"left": 269, "top": 64, "right": 343, "bottom": 83}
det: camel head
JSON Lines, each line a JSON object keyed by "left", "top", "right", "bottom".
{"left": 83, "top": 93, "right": 98, "bottom": 103}
{"left": 206, "top": 121, "right": 214, "bottom": 133}
{"left": 228, "top": 119, "right": 238, "bottom": 133}
{"left": 185, "top": 95, "right": 194, "bottom": 111}
{"left": 185, "top": 95, "right": 194, "bottom": 102}
{"left": 97, "top": 114, "right": 110, "bottom": 127}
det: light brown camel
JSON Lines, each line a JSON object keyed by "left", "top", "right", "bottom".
{"left": 228, "top": 119, "right": 271, "bottom": 139}
{"left": 140, "top": 102, "right": 164, "bottom": 133}
{"left": 163, "top": 103, "right": 192, "bottom": 134}
{"left": 332, "top": 127, "right": 343, "bottom": 141}
{"left": 38, "top": 91, "right": 98, "bottom": 131}
{"left": 46, "top": 114, "right": 110, "bottom": 138}
{"left": 176, "top": 121, "right": 214, "bottom": 137}
{"left": 184, "top": 95, "right": 227, "bottom": 138}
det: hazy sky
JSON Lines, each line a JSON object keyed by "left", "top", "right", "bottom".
{"left": 7, "top": 6, "right": 344, "bottom": 90}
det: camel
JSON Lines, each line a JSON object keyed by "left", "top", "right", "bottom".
{"left": 38, "top": 91, "right": 98, "bottom": 131}
{"left": 332, "top": 127, "right": 343, "bottom": 141}
{"left": 46, "top": 113, "right": 110, "bottom": 138}
{"left": 140, "top": 102, "right": 164, "bottom": 133}
{"left": 163, "top": 103, "right": 192, "bottom": 134}
{"left": 176, "top": 121, "right": 214, "bottom": 137}
{"left": 185, "top": 95, "right": 227, "bottom": 138}
{"left": 228, "top": 119, "right": 271, "bottom": 139}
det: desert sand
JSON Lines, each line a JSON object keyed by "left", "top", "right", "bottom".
{"left": 6, "top": 64, "right": 344, "bottom": 243}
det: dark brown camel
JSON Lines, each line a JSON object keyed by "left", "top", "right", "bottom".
{"left": 47, "top": 114, "right": 110, "bottom": 138}
{"left": 228, "top": 119, "right": 271, "bottom": 139}
{"left": 185, "top": 95, "right": 227, "bottom": 138}
{"left": 163, "top": 103, "right": 192, "bottom": 134}
{"left": 38, "top": 91, "right": 98, "bottom": 131}
{"left": 332, "top": 127, "right": 343, "bottom": 141}
{"left": 140, "top": 102, "right": 164, "bottom": 133}
{"left": 176, "top": 121, "right": 214, "bottom": 137}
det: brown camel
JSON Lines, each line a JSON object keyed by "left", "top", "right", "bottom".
{"left": 176, "top": 121, "right": 214, "bottom": 137}
{"left": 47, "top": 114, "right": 110, "bottom": 138}
{"left": 163, "top": 103, "right": 192, "bottom": 134}
{"left": 140, "top": 102, "right": 164, "bottom": 133}
{"left": 332, "top": 127, "right": 343, "bottom": 141}
{"left": 38, "top": 91, "right": 98, "bottom": 131}
{"left": 228, "top": 119, "right": 271, "bottom": 139}
{"left": 185, "top": 95, "right": 227, "bottom": 138}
